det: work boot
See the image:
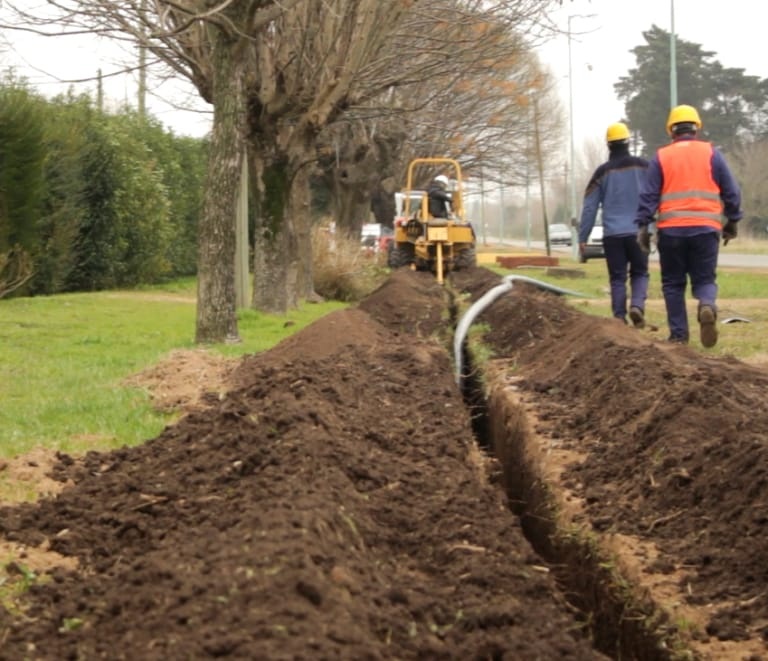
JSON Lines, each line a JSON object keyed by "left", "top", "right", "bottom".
{"left": 629, "top": 306, "right": 645, "bottom": 329}
{"left": 667, "top": 334, "right": 689, "bottom": 345}
{"left": 698, "top": 304, "right": 718, "bottom": 348}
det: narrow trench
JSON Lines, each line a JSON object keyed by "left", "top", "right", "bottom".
{"left": 448, "top": 294, "right": 680, "bottom": 661}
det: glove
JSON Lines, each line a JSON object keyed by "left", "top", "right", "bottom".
{"left": 722, "top": 220, "right": 738, "bottom": 246}
{"left": 636, "top": 225, "right": 650, "bottom": 254}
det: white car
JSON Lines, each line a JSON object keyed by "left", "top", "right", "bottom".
{"left": 580, "top": 222, "right": 604, "bottom": 263}
{"left": 548, "top": 223, "right": 572, "bottom": 246}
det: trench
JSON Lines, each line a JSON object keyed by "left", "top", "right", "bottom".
{"left": 447, "top": 284, "right": 686, "bottom": 661}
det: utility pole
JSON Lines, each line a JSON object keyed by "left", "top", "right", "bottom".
{"left": 480, "top": 165, "right": 487, "bottom": 245}
{"left": 235, "top": 153, "right": 249, "bottom": 308}
{"left": 498, "top": 181, "right": 505, "bottom": 245}
{"left": 567, "top": 13, "right": 596, "bottom": 260}
{"left": 670, "top": 0, "right": 678, "bottom": 107}
{"left": 567, "top": 15, "right": 577, "bottom": 259}
{"left": 533, "top": 96, "right": 550, "bottom": 257}
{"left": 97, "top": 69, "right": 103, "bottom": 112}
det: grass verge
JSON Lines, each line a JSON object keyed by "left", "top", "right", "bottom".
{"left": 0, "top": 279, "right": 346, "bottom": 459}
{"left": 484, "top": 253, "right": 768, "bottom": 364}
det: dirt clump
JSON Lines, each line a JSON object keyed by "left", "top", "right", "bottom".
{"left": 0, "top": 269, "right": 604, "bottom": 660}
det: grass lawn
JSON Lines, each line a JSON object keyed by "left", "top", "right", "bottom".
{"left": 479, "top": 245, "right": 768, "bottom": 365}
{"left": 0, "top": 280, "right": 345, "bottom": 460}
{"left": 1, "top": 255, "right": 766, "bottom": 471}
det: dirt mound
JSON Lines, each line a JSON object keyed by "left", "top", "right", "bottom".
{"left": 451, "top": 267, "right": 768, "bottom": 647}
{"left": 5, "top": 264, "right": 768, "bottom": 658}
{"left": 122, "top": 348, "right": 238, "bottom": 414}
{"left": 0, "top": 268, "right": 603, "bottom": 660}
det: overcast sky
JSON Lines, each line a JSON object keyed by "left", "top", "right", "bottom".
{"left": 2, "top": 1, "right": 764, "bottom": 147}
{"left": 0, "top": 8, "right": 211, "bottom": 138}
{"left": 538, "top": 0, "right": 768, "bottom": 149}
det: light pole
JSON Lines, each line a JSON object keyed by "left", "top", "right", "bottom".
{"left": 568, "top": 16, "right": 576, "bottom": 259}
{"left": 567, "top": 14, "right": 595, "bottom": 260}
{"left": 670, "top": 0, "right": 677, "bottom": 107}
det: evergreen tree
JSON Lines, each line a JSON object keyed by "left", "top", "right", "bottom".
{"left": 0, "top": 82, "right": 46, "bottom": 254}
{"left": 615, "top": 25, "right": 768, "bottom": 156}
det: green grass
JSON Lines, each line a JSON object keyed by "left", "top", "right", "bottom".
{"left": 0, "top": 280, "right": 346, "bottom": 458}
{"left": 3, "top": 257, "right": 767, "bottom": 463}
{"left": 719, "top": 235, "right": 768, "bottom": 254}
{"left": 486, "top": 256, "right": 768, "bottom": 363}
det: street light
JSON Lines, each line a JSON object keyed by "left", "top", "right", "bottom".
{"left": 670, "top": 0, "right": 677, "bottom": 107}
{"left": 567, "top": 13, "right": 595, "bottom": 260}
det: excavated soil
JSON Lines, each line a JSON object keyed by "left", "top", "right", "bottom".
{"left": 2, "top": 265, "right": 768, "bottom": 659}
{"left": 451, "top": 267, "right": 768, "bottom": 656}
{"left": 0, "top": 270, "right": 604, "bottom": 660}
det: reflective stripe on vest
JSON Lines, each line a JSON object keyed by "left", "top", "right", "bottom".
{"left": 657, "top": 140, "right": 724, "bottom": 229}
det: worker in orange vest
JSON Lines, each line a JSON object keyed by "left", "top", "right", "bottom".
{"left": 635, "top": 105, "right": 742, "bottom": 347}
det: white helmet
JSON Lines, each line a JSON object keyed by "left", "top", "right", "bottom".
{"left": 435, "top": 175, "right": 450, "bottom": 187}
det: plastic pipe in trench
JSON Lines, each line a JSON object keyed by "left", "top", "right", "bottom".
{"left": 453, "top": 275, "right": 589, "bottom": 386}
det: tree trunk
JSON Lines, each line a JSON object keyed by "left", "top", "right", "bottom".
{"left": 195, "top": 33, "right": 245, "bottom": 343}
{"left": 333, "top": 173, "right": 372, "bottom": 235}
{"left": 291, "top": 165, "right": 316, "bottom": 300}
{"left": 251, "top": 154, "right": 296, "bottom": 313}
{"left": 251, "top": 129, "right": 323, "bottom": 310}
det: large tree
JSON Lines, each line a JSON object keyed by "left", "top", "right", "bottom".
{"left": 615, "top": 25, "right": 768, "bottom": 156}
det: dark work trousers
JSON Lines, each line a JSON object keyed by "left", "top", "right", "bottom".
{"left": 602, "top": 234, "right": 650, "bottom": 321}
{"left": 657, "top": 230, "right": 719, "bottom": 341}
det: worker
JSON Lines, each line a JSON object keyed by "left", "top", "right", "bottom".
{"left": 428, "top": 175, "right": 452, "bottom": 219}
{"left": 578, "top": 122, "right": 650, "bottom": 327}
{"left": 635, "top": 104, "right": 742, "bottom": 347}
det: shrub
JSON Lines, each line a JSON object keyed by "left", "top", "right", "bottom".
{"left": 311, "top": 221, "right": 388, "bottom": 302}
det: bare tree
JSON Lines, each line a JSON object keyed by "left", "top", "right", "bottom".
{"left": 314, "top": 1, "right": 566, "bottom": 236}
{"left": 2, "top": 0, "right": 566, "bottom": 339}
{"left": 731, "top": 140, "right": 768, "bottom": 235}
{"left": 2, "top": 0, "right": 307, "bottom": 338}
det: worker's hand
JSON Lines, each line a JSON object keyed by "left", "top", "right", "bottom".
{"left": 636, "top": 225, "right": 651, "bottom": 254}
{"left": 722, "top": 220, "right": 738, "bottom": 246}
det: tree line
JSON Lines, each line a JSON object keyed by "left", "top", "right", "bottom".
{"left": 6, "top": 5, "right": 767, "bottom": 346}
{"left": 2, "top": 0, "right": 566, "bottom": 344}
{"left": 0, "top": 77, "right": 206, "bottom": 297}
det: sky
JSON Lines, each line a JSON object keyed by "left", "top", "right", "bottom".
{"left": 1, "top": 1, "right": 765, "bottom": 144}
{"left": 0, "top": 7, "right": 212, "bottom": 138}
{"left": 537, "top": 0, "right": 768, "bottom": 148}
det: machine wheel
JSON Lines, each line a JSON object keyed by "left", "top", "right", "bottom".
{"left": 387, "top": 242, "right": 415, "bottom": 269}
{"left": 453, "top": 246, "right": 477, "bottom": 270}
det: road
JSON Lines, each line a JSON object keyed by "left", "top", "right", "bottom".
{"left": 490, "top": 239, "right": 768, "bottom": 270}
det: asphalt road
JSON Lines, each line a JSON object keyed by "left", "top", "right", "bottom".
{"left": 494, "top": 239, "right": 768, "bottom": 270}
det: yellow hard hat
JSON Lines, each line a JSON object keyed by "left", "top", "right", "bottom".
{"left": 606, "top": 122, "right": 630, "bottom": 143}
{"left": 666, "top": 104, "right": 702, "bottom": 135}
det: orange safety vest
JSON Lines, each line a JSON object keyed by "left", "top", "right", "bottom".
{"left": 656, "top": 140, "right": 724, "bottom": 230}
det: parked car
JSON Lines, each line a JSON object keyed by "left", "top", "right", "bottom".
{"left": 377, "top": 226, "right": 394, "bottom": 253}
{"left": 579, "top": 216, "right": 605, "bottom": 262}
{"left": 361, "top": 223, "right": 394, "bottom": 255}
{"left": 548, "top": 223, "right": 572, "bottom": 246}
